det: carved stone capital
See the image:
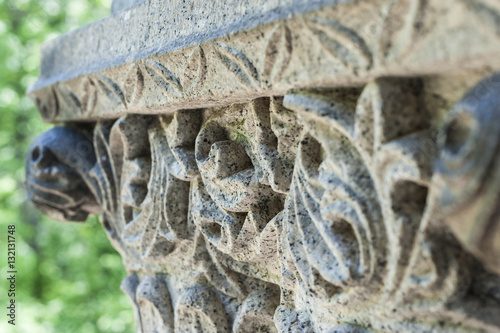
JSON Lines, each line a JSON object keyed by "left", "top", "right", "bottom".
{"left": 25, "top": 1, "right": 500, "bottom": 332}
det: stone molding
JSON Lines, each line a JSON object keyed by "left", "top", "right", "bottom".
{"left": 25, "top": 0, "right": 500, "bottom": 332}
{"left": 29, "top": 0, "right": 500, "bottom": 122}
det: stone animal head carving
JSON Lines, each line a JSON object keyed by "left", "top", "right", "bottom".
{"left": 435, "top": 74, "right": 500, "bottom": 274}
{"left": 25, "top": 126, "right": 101, "bottom": 222}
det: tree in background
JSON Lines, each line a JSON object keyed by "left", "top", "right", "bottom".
{"left": 0, "top": 1, "right": 134, "bottom": 332}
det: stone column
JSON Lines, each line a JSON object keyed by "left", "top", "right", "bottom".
{"left": 25, "top": 1, "right": 500, "bottom": 332}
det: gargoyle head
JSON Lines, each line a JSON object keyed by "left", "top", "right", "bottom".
{"left": 25, "top": 126, "right": 101, "bottom": 222}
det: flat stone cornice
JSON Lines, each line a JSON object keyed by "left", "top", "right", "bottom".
{"left": 29, "top": 0, "right": 500, "bottom": 122}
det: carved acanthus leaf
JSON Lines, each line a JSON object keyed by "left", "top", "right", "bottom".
{"left": 26, "top": 74, "right": 500, "bottom": 332}
{"left": 212, "top": 43, "right": 260, "bottom": 89}
{"left": 262, "top": 23, "right": 293, "bottom": 86}
{"left": 183, "top": 46, "right": 207, "bottom": 93}
{"left": 144, "top": 60, "right": 183, "bottom": 97}
{"left": 305, "top": 17, "right": 372, "bottom": 70}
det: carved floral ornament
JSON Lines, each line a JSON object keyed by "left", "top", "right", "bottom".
{"left": 26, "top": 75, "right": 500, "bottom": 332}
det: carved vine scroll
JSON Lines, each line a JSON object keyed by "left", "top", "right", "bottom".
{"left": 26, "top": 75, "right": 500, "bottom": 332}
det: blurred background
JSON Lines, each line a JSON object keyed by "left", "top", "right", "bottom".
{"left": 0, "top": 0, "right": 135, "bottom": 332}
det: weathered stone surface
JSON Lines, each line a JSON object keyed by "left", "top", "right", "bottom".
{"left": 25, "top": 0, "right": 500, "bottom": 332}
{"left": 29, "top": 0, "right": 500, "bottom": 122}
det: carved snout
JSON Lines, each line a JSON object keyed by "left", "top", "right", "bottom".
{"left": 25, "top": 126, "right": 101, "bottom": 222}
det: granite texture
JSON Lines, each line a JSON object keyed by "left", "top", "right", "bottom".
{"left": 28, "top": 0, "right": 500, "bottom": 122}
{"left": 25, "top": 0, "right": 500, "bottom": 332}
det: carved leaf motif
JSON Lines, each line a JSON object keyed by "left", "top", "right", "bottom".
{"left": 192, "top": 231, "right": 247, "bottom": 299}
{"left": 351, "top": 80, "right": 436, "bottom": 301}
{"left": 191, "top": 179, "right": 281, "bottom": 262}
{"left": 94, "top": 74, "right": 127, "bottom": 107}
{"left": 281, "top": 81, "right": 479, "bottom": 327}
{"left": 233, "top": 289, "right": 280, "bottom": 333}
{"left": 56, "top": 84, "right": 81, "bottom": 114}
{"left": 191, "top": 180, "right": 246, "bottom": 252}
{"left": 354, "top": 78, "right": 429, "bottom": 162}
{"left": 191, "top": 98, "right": 301, "bottom": 265}
{"left": 284, "top": 90, "right": 382, "bottom": 298}
{"left": 306, "top": 18, "right": 373, "bottom": 70}
{"left": 120, "top": 275, "right": 142, "bottom": 333}
{"left": 183, "top": 46, "right": 207, "bottom": 93}
{"left": 195, "top": 99, "right": 294, "bottom": 209}
{"left": 135, "top": 276, "right": 174, "bottom": 333}
{"left": 253, "top": 97, "right": 298, "bottom": 194}
{"left": 93, "top": 116, "right": 179, "bottom": 262}
{"left": 144, "top": 60, "right": 183, "bottom": 97}
{"left": 120, "top": 117, "right": 189, "bottom": 259}
{"left": 378, "top": 0, "right": 426, "bottom": 63}
{"left": 274, "top": 307, "right": 313, "bottom": 333}
{"left": 195, "top": 105, "right": 277, "bottom": 212}
{"left": 123, "top": 64, "right": 144, "bottom": 105}
{"left": 213, "top": 42, "right": 259, "bottom": 88}
{"left": 262, "top": 24, "right": 292, "bottom": 86}
{"left": 283, "top": 126, "right": 382, "bottom": 296}
{"left": 164, "top": 111, "right": 202, "bottom": 181}
{"left": 80, "top": 77, "right": 98, "bottom": 116}
{"left": 92, "top": 121, "right": 119, "bottom": 213}
{"left": 32, "top": 86, "right": 59, "bottom": 120}
{"left": 175, "top": 283, "right": 230, "bottom": 333}
{"left": 143, "top": 138, "right": 189, "bottom": 244}
{"left": 120, "top": 158, "right": 150, "bottom": 226}
{"left": 121, "top": 275, "right": 174, "bottom": 333}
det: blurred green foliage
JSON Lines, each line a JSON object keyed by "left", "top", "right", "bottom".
{"left": 0, "top": 0, "right": 134, "bottom": 332}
